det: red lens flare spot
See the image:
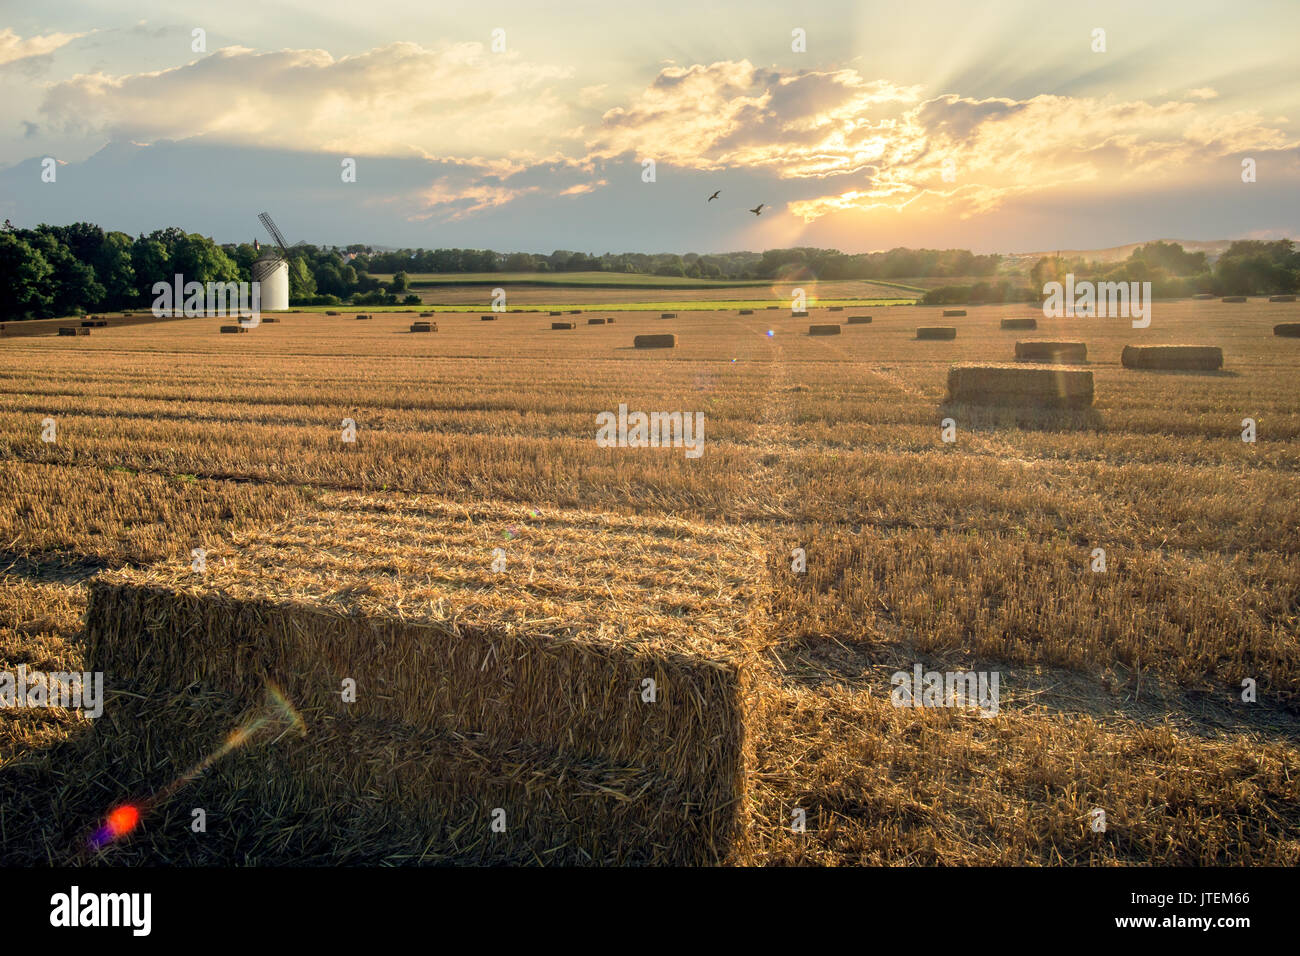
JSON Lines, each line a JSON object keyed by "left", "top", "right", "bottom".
{"left": 108, "top": 804, "right": 140, "bottom": 835}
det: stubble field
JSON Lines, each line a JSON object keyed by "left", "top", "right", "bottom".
{"left": 1, "top": 298, "right": 1297, "bottom": 864}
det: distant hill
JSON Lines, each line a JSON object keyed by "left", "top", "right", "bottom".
{"left": 1004, "top": 239, "right": 1234, "bottom": 266}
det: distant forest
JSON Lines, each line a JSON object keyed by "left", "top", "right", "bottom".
{"left": 0, "top": 220, "right": 1296, "bottom": 319}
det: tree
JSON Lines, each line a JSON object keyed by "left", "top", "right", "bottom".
{"left": 390, "top": 271, "right": 409, "bottom": 293}
{"left": 94, "top": 232, "right": 137, "bottom": 310}
{"left": 0, "top": 232, "right": 54, "bottom": 318}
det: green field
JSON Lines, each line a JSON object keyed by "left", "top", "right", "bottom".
{"left": 369, "top": 270, "right": 927, "bottom": 294}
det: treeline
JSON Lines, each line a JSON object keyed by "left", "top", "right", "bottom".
{"left": 362, "top": 245, "right": 1001, "bottom": 281}
{"left": 0, "top": 223, "right": 422, "bottom": 319}
{"left": 921, "top": 240, "right": 1300, "bottom": 304}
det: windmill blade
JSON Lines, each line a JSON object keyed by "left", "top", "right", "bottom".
{"left": 257, "top": 212, "right": 291, "bottom": 259}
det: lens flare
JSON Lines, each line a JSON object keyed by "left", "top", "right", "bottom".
{"left": 90, "top": 803, "right": 140, "bottom": 849}
{"left": 85, "top": 681, "right": 304, "bottom": 854}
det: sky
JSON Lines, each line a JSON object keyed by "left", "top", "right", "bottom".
{"left": 1, "top": 0, "right": 1297, "bottom": 254}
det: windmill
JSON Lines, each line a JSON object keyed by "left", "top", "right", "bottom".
{"left": 251, "top": 212, "right": 292, "bottom": 312}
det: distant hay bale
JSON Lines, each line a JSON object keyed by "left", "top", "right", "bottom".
{"left": 766, "top": 305, "right": 778, "bottom": 310}
{"left": 1000, "top": 317, "right": 1037, "bottom": 330}
{"left": 808, "top": 324, "right": 841, "bottom": 335}
{"left": 219, "top": 326, "right": 247, "bottom": 334}
{"left": 568, "top": 310, "right": 581, "bottom": 314}
{"left": 1014, "top": 340, "right": 1087, "bottom": 363}
{"left": 326, "top": 311, "right": 340, "bottom": 315}
{"left": 1121, "top": 345, "right": 1223, "bottom": 370}
{"left": 791, "top": 311, "right": 809, "bottom": 318}
{"left": 481, "top": 315, "right": 497, "bottom": 321}
{"left": 1192, "top": 293, "right": 1214, "bottom": 300}
{"left": 917, "top": 327, "right": 957, "bottom": 340}
{"left": 947, "top": 363, "right": 1094, "bottom": 408}
{"left": 58, "top": 327, "right": 90, "bottom": 336}
{"left": 410, "top": 321, "right": 435, "bottom": 333}
{"left": 605, "top": 317, "right": 615, "bottom": 323}
{"left": 1273, "top": 323, "right": 1300, "bottom": 337}
{"left": 943, "top": 309, "right": 967, "bottom": 317}
{"left": 587, "top": 318, "right": 606, "bottom": 325}
{"left": 262, "top": 317, "right": 278, "bottom": 323}
{"left": 634, "top": 333, "right": 677, "bottom": 349}
{"left": 551, "top": 322, "right": 575, "bottom": 329}
{"left": 738, "top": 309, "right": 754, "bottom": 315}
{"left": 847, "top": 315, "right": 872, "bottom": 324}
{"left": 420, "top": 312, "right": 434, "bottom": 317}
{"left": 660, "top": 313, "right": 677, "bottom": 319}
{"left": 1269, "top": 295, "right": 1297, "bottom": 302}
{"left": 1221, "top": 296, "right": 1247, "bottom": 303}
{"left": 828, "top": 306, "right": 843, "bottom": 312}
{"left": 355, "top": 314, "right": 371, "bottom": 320}
{"left": 549, "top": 311, "right": 562, "bottom": 316}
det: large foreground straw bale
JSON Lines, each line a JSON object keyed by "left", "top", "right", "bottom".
{"left": 946, "top": 363, "right": 1094, "bottom": 408}
{"left": 1014, "top": 340, "right": 1087, "bottom": 363}
{"left": 1274, "top": 323, "right": 1300, "bottom": 337}
{"left": 1121, "top": 345, "right": 1223, "bottom": 370}
{"left": 85, "top": 493, "right": 768, "bottom": 864}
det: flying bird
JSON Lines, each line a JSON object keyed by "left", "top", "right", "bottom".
{"left": 707, "top": 190, "right": 720, "bottom": 202}
{"left": 749, "top": 204, "right": 765, "bottom": 216}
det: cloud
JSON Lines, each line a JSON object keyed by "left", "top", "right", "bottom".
{"left": 589, "top": 60, "right": 1298, "bottom": 223}
{"left": 39, "top": 42, "right": 575, "bottom": 160}
{"left": 589, "top": 60, "right": 921, "bottom": 177}
{"left": 0, "top": 27, "right": 84, "bottom": 66}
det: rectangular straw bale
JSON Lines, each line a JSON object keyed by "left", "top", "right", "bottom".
{"left": 947, "top": 363, "right": 1094, "bottom": 408}
{"left": 1269, "top": 295, "right": 1297, "bottom": 302}
{"left": 1221, "top": 296, "right": 1247, "bottom": 303}
{"left": 218, "top": 325, "right": 246, "bottom": 333}
{"left": 1272, "top": 323, "right": 1300, "bottom": 337}
{"left": 738, "top": 309, "right": 754, "bottom": 315}
{"left": 549, "top": 311, "right": 562, "bottom": 316}
{"left": 587, "top": 318, "right": 607, "bottom": 325}
{"left": 1192, "top": 293, "right": 1214, "bottom": 300}
{"left": 481, "top": 315, "right": 497, "bottom": 321}
{"left": 58, "top": 327, "right": 90, "bottom": 336}
{"left": 635, "top": 333, "right": 677, "bottom": 348}
{"left": 84, "top": 493, "right": 768, "bottom": 865}
{"left": 917, "top": 327, "right": 956, "bottom": 340}
{"left": 1014, "top": 340, "right": 1087, "bottom": 363}
{"left": 410, "top": 321, "right": 435, "bottom": 332}
{"left": 808, "top": 324, "right": 841, "bottom": 335}
{"left": 1001, "top": 317, "right": 1037, "bottom": 330}
{"left": 551, "top": 322, "right": 575, "bottom": 329}
{"left": 828, "top": 306, "right": 843, "bottom": 312}
{"left": 660, "top": 312, "right": 677, "bottom": 319}
{"left": 355, "top": 314, "right": 371, "bottom": 320}
{"left": 1121, "top": 344, "right": 1223, "bottom": 370}
{"left": 847, "top": 315, "right": 872, "bottom": 324}
{"left": 943, "top": 309, "right": 967, "bottom": 317}
{"left": 791, "top": 311, "right": 809, "bottom": 318}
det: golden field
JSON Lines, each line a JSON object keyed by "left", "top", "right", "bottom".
{"left": 0, "top": 298, "right": 1297, "bottom": 864}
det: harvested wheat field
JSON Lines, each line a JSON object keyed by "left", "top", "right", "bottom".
{"left": 0, "top": 301, "right": 1298, "bottom": 866}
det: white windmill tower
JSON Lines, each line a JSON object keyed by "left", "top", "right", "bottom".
{"left": 253, "top": 212, "right": 292, "bottom": 311}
